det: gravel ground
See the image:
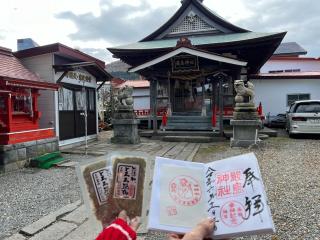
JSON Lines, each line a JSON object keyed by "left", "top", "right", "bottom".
{"left": 0, "top": 154, "right": 96, "bottom": 239}
{"left": 1, "top": 131, "right": 319, "bottom": 240}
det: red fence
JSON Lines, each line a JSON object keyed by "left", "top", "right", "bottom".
{"left": 134, "top": 108, "right": 167, "bottom": 117}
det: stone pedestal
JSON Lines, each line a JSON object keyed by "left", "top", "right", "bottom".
{"left": 230, "top": 120, "right": 262, "bottom": 147}
{"left": 111, "top": 119, "right": 140, "bottom": 144}
{"left": 0, "top": 137, "right": 59, "bottom": 173}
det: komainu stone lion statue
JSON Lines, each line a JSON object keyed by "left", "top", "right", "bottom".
{"left": 117, "top": 85, "right": 134, "bottom": 106}
{"left": 234, "top": 80, "right": 255, "bottom": 104}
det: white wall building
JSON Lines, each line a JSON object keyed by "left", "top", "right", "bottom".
{"left": 252, "top": 42, "right": 320, "bottom": 116}
{"left": 253, "top": 74, "right": 320, "bottom": 116}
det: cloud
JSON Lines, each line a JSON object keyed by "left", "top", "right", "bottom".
{"left": 56, "top": 0, "right": 174, "bottom": 46}
{"left": 80, "top": 47, "right": 113, "bottom": 63}
{"left": 236, "top": 0, "right": 320, "bottom": 56}
{"left": 56, "top": 0, "right": 320, "bottom": 57}
{"left": 0, "top": 30, "right": 5, "bottom": 40}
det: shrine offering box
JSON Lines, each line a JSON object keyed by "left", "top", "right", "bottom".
{"left": 148, "top": 153, "right": 275, "bottom": 239}
{"left": 76, "top": 152, "right": 153, "bottom": 233}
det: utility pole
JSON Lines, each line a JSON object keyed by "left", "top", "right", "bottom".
{"left": 81, "top": 81, "right": 88, "bottom": 155}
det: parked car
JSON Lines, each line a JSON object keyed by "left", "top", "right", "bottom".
{"left": 286, "top": 100, "right": 320, "bottom": 137}
{"left": 265, "top": 113, "right": 287, "bottom": 128}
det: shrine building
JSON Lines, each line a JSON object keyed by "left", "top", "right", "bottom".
{"left": 14, "top": 43, "right": 112, "bottom": 147}
{"left": 108, "top": 0, "right": 286, "bottom": 134}
{"left": 0, "top": 46, "right": 58, "bottom": 171}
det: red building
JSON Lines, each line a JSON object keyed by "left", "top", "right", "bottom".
{"left": 0, "top": 46, "right": 58, "bottom": 171}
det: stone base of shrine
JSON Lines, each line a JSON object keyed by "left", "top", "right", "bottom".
{"left": 0, "top": 137, "right": 59, "bottom": 173}
{"left": 230, "top": 119, "right": 262, "bottom": 148}
{"left": 111, "top": 119, "right": 141, "bottom": 144}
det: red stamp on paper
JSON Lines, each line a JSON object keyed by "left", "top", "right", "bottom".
{"left": 220, "top": 201, "right": 245, "bottom": 227}
{"left": 166, "top": 206, "right": 178, "bottom": 216}
{"left": 216, "top": 170, "right": 244, "bottom": 199}
{"left": 169, "top": 175, "right": 202, "bottom": 206}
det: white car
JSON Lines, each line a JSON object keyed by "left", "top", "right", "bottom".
{"left": 286, "top": 100, "right": 320, "bottom": 137}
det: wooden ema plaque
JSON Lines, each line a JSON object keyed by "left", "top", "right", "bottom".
{"left": 77, "top": 152, "right": 151, "bottom": 233}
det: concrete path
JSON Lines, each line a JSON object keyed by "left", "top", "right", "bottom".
{"left": 5, "top": 132, "right": 201, "bottom": 240}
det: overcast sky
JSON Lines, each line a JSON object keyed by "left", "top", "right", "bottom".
{"left": 1, "top": 0, "right": 319, "bottom": 63}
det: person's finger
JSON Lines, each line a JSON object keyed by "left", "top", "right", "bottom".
{"left": 194, "top": 218, "right": 215, "bottom": 238}
{"left": 118, "top": 210, "right": 128, "bottom": 221}
{"left": 129, "top": 216, "right": 141, "bottom": 231}
{"left": 167, "top": 233, "right": 181, "bottom": 240}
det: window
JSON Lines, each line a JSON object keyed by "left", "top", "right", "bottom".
{"left": 269, "top": 69, "right": 301, "bottom": 73}
{"left": 12, "top": 92, "right": 32, "bottom": 114}
{"left": 170, "top": 13, "right": 217, "bottom": 34}
{"left": 88, "top": 89, "right": 95, "bottom": 111}
{"left": 285, "top": 69, "right": 301, "bottom": 73}
{"left": 0, "top": 96, "right": 6, "bottom": 114}
{"left": 287, "top": 94, "right": 310, "bottom": 106}
{"left": 58, "top": 87, "right": 74, "bottom": 111}
{"left": 75, "top": 91, "right": 85, "bottom": 111}
{"left": 295, "top": 102, "right": 320, "bottom": 113}
{"left": 269, "top": 70, "right": 284, "bottom": 73}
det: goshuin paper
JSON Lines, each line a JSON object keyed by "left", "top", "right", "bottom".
{"left": 159, "top": 164, "right": 207, "bottom": 228}
{"left": 76, "top": 152, "right": 153, "bottom": 234}
{"left": 148, "top": 153, "right": 275, "bottom": 239}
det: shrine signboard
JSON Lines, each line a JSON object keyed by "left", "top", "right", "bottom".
{"left": 172, "top": 55, "right": 199, "bottom": 73}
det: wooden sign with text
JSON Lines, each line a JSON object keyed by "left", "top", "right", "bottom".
{"left": 172, "top": 55, "right": 199, "bottom": 73}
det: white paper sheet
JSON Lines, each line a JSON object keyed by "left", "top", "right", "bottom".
{"left": 148, "top": 153, "right": 275, "bottom": 239}
{"left": 205, "top": 153, "right": 275, "bottom": 238}
{"left": 158, "top": 164, "right": 207, "bottom": 228}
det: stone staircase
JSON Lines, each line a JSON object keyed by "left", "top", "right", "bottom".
{"left": 165, "top": 115, "right": 214, "bottom": 131}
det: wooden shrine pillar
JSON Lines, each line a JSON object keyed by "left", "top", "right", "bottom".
{"left": 213, "top": 71, "right": 226, "bottom": 137}
{"left": 6, "top": 93, "right": 12, "bottom": 132}
{"left": 201, "top": 76, "right": 206, "bottom": 116}
{"left": 167, "top": 72, "right": 172, "bottom": 116}
{"left": 212, "top": 81, "right": 218, "bottom": 127}
{"left": 218, "top": 76, "right": 224, "bottom": 137}
{"left": 150, "top": 78, "right": 158, "bottom": 134}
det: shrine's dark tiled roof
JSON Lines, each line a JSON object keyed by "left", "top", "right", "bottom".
{"left": 274, "top": 42, "right": 307, "bottom": 56}
{"left": 109, "top": 32, "right": 285, "bottom": 51}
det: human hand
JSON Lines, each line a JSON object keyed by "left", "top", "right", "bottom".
{"left": 168, "top": 218, "right": 215, "bottom": 240}
{"left": 96, "top": 210, "right": 141, "bottom": 240}
{"left": 118, "top": 210, "right": 141, "bottom": 231}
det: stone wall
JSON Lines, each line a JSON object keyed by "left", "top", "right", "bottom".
{"left": 0, "top": 137, "right": 59, "bottom": 173}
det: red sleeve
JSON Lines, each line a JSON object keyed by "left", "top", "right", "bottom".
{"left": 96, "top": 218, "right": 137, "bottom": 240}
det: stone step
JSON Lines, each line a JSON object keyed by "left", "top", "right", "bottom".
{"left": 167, "top": 120, "right": 211, "bottom": 125}
{"left": 162, "top": 136, "right": 226, "bottom": 143}
{"left": 139, "top": 131, "right": 219, "bottom": 137}
{"left": 168, "top": 119, "right": 212, "bottom": 124}
{"left": 165, "top": 126, "right": 213, "bottom": 131}
{"left": 172, "top": 112, "right": 201, "bottom": 116}
{"left": 168, "top": 116, "right": 211, "bottom": 121}
{"left": 166, "top": 115, "right": 213, "bottom": 131}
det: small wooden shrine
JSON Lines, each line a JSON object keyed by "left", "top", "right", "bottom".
{"left": 0, "top": 47, "right": 58, "bottom": 145}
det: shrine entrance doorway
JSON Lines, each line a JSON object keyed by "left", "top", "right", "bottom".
{"left": 173, "top": 79, "right": 202, "bottom": 114}
{"left": 172, "top": 78, "right": 214, "bottom": 116}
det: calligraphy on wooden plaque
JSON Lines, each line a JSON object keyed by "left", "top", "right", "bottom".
{"left": 114, "top": 163, "right": 140, "bottom": 200}
{"left": 91, "top": 167, "right": 113, "bottom": 205}
{"left": 172, "top": 55, "right": 199, "bottom": 73}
